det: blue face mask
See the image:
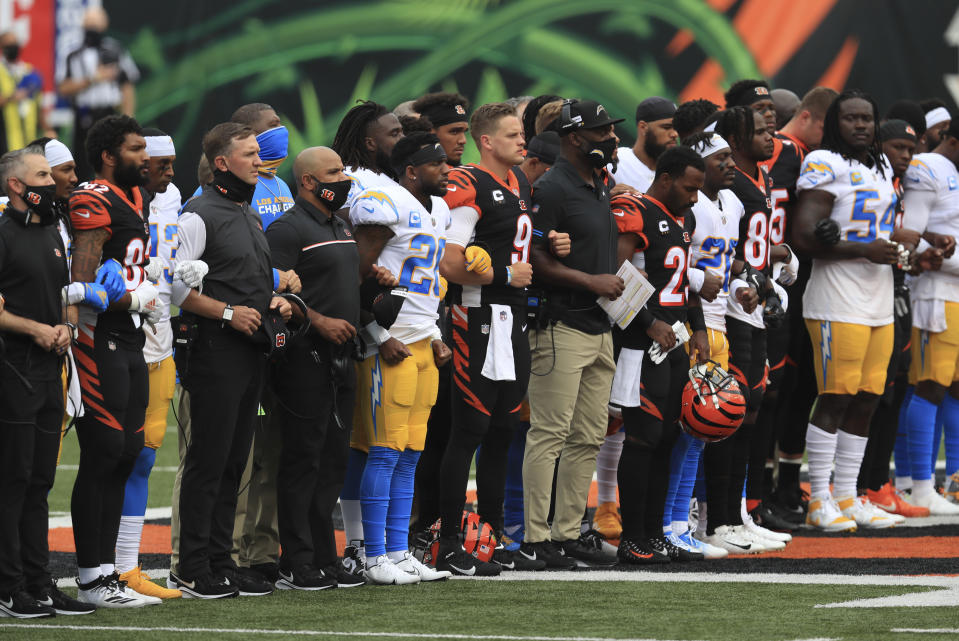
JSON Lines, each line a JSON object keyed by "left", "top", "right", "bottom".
{"left": 256, "top": 126, "right": 289, "bottom": 175}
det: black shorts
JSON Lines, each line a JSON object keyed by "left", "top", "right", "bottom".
{"left": 623, "top": 347, "right": 687, "bottom": 449}
{"left": 449, "top": 304, "right": 530, "bottom": 435}
{"left": 725, "top": 316, "right": 767, "bottom": 413}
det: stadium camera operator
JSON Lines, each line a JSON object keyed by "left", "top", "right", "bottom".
{"left": 170, "top": 122, "right": 291, "bottom": 599}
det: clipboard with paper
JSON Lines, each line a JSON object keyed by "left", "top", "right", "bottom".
{"left": 597, "top": 260, "right": 655, "bottom": 330}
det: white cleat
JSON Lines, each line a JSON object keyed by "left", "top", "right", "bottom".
{"left": 77, "top": 576, "right": 147, "bottom": 608}
{"left": 911, "top": 491, "right": 959, "bottom": 516}
{"left": 837, "top": 496, "right": 901, "bottom": 529}
{"left": 394, "top": 551, "right": 452, "bottom": 581}
{"left": 697, "top": 525, "right": 755, "bottom": 554}
{"left": 733, "top": 524, "right": 784, "bottom": 552}
{"left": 364, "top": 555, "right": 421, "bottom": 585}
{"left": 743, "top": 513, "right": 792, "bottom": 543}
{"left": 806, "top": 497, "right": 857, "bottom": 532}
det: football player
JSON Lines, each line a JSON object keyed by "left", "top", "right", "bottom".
{"left": 69, "top": 115, "right": 159, "bottom": 606}
{"left": 350, "top": 133, "right": 456, "bottom": 584}
{"left": 435, "top": 102, "right": 535, "bottom": 576}
{"left": 793, "top": 90, "right": 905, "bottom": 530}
{"left": 667, "top": 132, "right": 751, "bottom": 558}
{"left": 612, "top": 96, "right": 678, "bottom": 194}
{"left": 900, "top": 117, "right": 959, "bottom": 515}
{"left": 920, "top": 99, "right": 951, "bottom": 154}
{"left": 612, "top": 145, "right": 709, "bottom": 564}
{"left": 112, "top": 129, "right": 183, "bottom": 599}
{"left": 330, "top": 99, "right": 405, "bottom": 577}
{"left": 412, "top": 93, "right": 471, "bottom": 166}
{"left": 673, "top": 99, "right": 720, "bottom": 141}
{"left": 707, "top": 106, "right": 791, "bottom": 552}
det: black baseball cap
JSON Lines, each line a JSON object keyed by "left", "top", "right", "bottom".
{"left": 635, "top": 96, "right": 677, "bottom": 123}
{"left": 526, "top": 131, "right": 560, "bottom": 165}
{"left": 559, "top": 99, "right": 624, "bottom": 135}
{"left": 880, "top": 119, "right": 917, "bottom": 143}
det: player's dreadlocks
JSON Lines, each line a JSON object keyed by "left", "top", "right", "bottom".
{"left": 673, "top": 99, "right": 720, "bottom": 140}
{"left": 680, "top": 131, "right": 713, "bottom": 150}
{"left": 714, "top": 106, "right": 755, "bottom": 153}
{"left": 331, "top": 100, "right": 390, "bottom": 172}
{"left": 821, "top": 89, "right": 885, "bottom": 178}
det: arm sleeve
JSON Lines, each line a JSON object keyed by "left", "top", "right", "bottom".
{"left": 446, "top": 206, "right": 479, "bottom": 248}
{"left": 264, "top": 219, "right": 300, "bottom": 272}
{"left": 171, "top": 211, "right": 207, "bottom": 306}
{"left": 530, "top": 183, "right": 564, "bottom": 248}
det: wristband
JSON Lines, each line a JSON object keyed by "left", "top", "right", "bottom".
{"left": 730, "top": 278, "right": 750, "bottom": 300}
{"left": 506, "top": 266, "right": 513, "bottom": 285}
{"left": 364, "top": 321, "right": 392, "bottom": 346}
{"left": 272, "top": 268, "right": 281, "bottom": 292}
{"left": 687, "top": 306, "right": 707, "bottom": 333}
{"left": 64, "top": 321, "right": 79, "bottom": 341}
{"left": 636, "top": 307, "right": 656, "bottom": 331}
{"left": 687, "top": 268, "right": 705, "bottom": 294}
{"left": 429, "top": 325, "right": 443, "bottom": 342}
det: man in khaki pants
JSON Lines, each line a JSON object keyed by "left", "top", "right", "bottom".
{"left": 520, "top": 100, "right": 623, "bottom": 569}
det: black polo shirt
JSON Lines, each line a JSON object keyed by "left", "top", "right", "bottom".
{"left": 531, "top": 156, "right": 617, "bottom": 334}
{"left": 0, "top": 210, "right": 69, "bottom": 379}
{"left": 265, "top": 196, "right": 360, "bottom": 337}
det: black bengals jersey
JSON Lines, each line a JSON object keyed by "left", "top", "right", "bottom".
{"left": 612, "top": 192, "right": 695, "bottom": 349}
{"left": 70, "top": 179, "right": 152, "bottom": 335}
{"left": 444, "top": 164, "right": 532, "bottom": 307}
{"left": 731, "top": 166, "right": 773, "bottom": 274}
{"left": 758, "top": 135, "right": 804, "bottom": 246}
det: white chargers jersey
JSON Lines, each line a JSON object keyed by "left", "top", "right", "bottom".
{"left": 797, "top": 150, "right": 896, "bottom": 326}
{"left": 351, "top": 183, "right": 450, "bottom": 348}
{"left": 142, "top": 184, "right": 180, "bottom": 363}
{"left": 345, "top": 166, "right": 398, "bottom": 210}
{"left": 903, "top": 153, "right": 959, "bottom": 307}
{"left": 611, "top": 147, "right": 655, "bottom": 193}
{"left": 689, "top": 189, "right": 744, "bottom": 332}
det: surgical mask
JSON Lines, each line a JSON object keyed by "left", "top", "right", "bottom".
{"left": 256, "top": 126, "right": 288, "bottom": 176}
{"left": 84, "top": 29, "right": 104, "bottom": 48}
{"left": 20, "top": 183, "right": 59, "bottom": 225}
{"left": 212, "top": 169, "right": 256, "bottom": 203}
{"left": 2, "top": 44, "right": 19, "bottom": 62}
{"left": 579, "top": 136, "right": 618, "bottom": 169}
{"left": 311, "top": 177, "right": 351, "bottom": 212}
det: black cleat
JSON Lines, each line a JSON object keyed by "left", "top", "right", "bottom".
{"left": 518, "top": 541, "right": 577, "bottom": 571}
{"left": 617, "top": 537, "right": 669, "bottom": 565}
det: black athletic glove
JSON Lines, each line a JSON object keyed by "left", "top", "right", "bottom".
{"left": 740, "top": 264, "right": 768, "bottom": 294}
{"left": 762, "top": 289, "right": 786, "bottom": 328}
{"left": 814, "top": 218, "right": 841, "bottom": 246}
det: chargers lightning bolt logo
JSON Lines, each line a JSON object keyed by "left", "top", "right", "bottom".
{"left": 819, "top": 321, "right": 832, "bottom": 389}
{"left": 370, "top": 357, "right": 383, "bottom": 434}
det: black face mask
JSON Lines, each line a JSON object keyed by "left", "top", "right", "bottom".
{"left": 578, "top": 136, "right": 618, "bottom": 170}
{"left": 2, "top": 44, "right": 19, "bottom": 62}
{"left": 83, "top": 29, "right": 103, "bottom": 48}
{"left": 19, "top": 183, "right": 59, "bottom": 225}
{"left": 311, "top": 177, "right": 351, "bottom": 212}
{"left": 212, "top": 169, "right": 256, "bottom": 203}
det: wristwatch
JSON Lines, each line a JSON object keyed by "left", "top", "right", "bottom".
{"left": 222, "top": 305, "right": 234, "bottom": 322}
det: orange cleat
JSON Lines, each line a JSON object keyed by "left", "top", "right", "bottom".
{"left": 866, "top": 482, "right": 930, "bottom": 518}
{"left": 593, "top": 501, "right": 622, "bottom": 540}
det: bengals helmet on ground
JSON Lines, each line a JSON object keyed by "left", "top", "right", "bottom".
{"left": 680, "top": 360, "right": 746, "bottom": 442}
{"left": 418, "top": 511, "right": 497, "bottom": 567}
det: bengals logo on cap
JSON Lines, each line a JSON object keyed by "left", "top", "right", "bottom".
{"left": 454, "top": 105, "right": 466, "bottom": 115}
{"left": 321, "top": 189, "right": 334, "bottom": 201}
{"left": 755, "top": 87, "right": 770, "bottom": 96}
{"left": 906, "top": 125, "right": 916, "bottom": 136}
{"left": 26, "top": 191, "right": 41, "bottom": 205}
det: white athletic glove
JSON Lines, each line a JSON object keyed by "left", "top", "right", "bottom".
{"left": 771, "top": 280, "right": 789, "bottom": 313}
{"left": 175, "top": 260, "right": 209, "bottom": 289}
{"left": 144, "top": 256, "right": 165, "bottom": 283}
{"left": 776, "top": 243, "right": 799, "bottom": 286}
{"left": 128, "top": 281, "right": 159, "bottom": 313}
{"left": 648, "top": 321, "right": 691, "bottom": 365}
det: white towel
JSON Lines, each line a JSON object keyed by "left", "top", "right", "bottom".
{"left": 610, "top": 347, "right": 644, "bottom": 407}
{"left": 912, "top": 298, "right": 947, "bottom": 333}
{"left": 481, "top": 304, "right": 516, "bottom": 381}
{"left": 65, "top": 348, "right": 84, "bottom": 418}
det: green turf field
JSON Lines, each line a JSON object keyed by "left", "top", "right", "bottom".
{"left": 0, "top": 580, "right": 955, "bottom": 641}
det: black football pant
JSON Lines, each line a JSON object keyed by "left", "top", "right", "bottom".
{"left": 703, "top": 317, "right": 765, "bottom": 533}
{"left": 72, "top": 327, "right": 147, "bottom": 570}
{"left": 439, "top": 304, "right": 530, "bottom": 539}
{"left": 178, "top": 323, "right": 264, "bottom": 579}
{"left": 415, "top": 359, "right": 451, "bottom": 530}
{"left": 0, "top": 374, "right": 63, "bottom": 596}
{"left": 274, "top": 345, "right": 354, "bottom": 570}
{"left": 859, "top": 300, "right": 912, "bottom": 493}
{"left": 618, "top": 348, "right": 685, "bottom": 542}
